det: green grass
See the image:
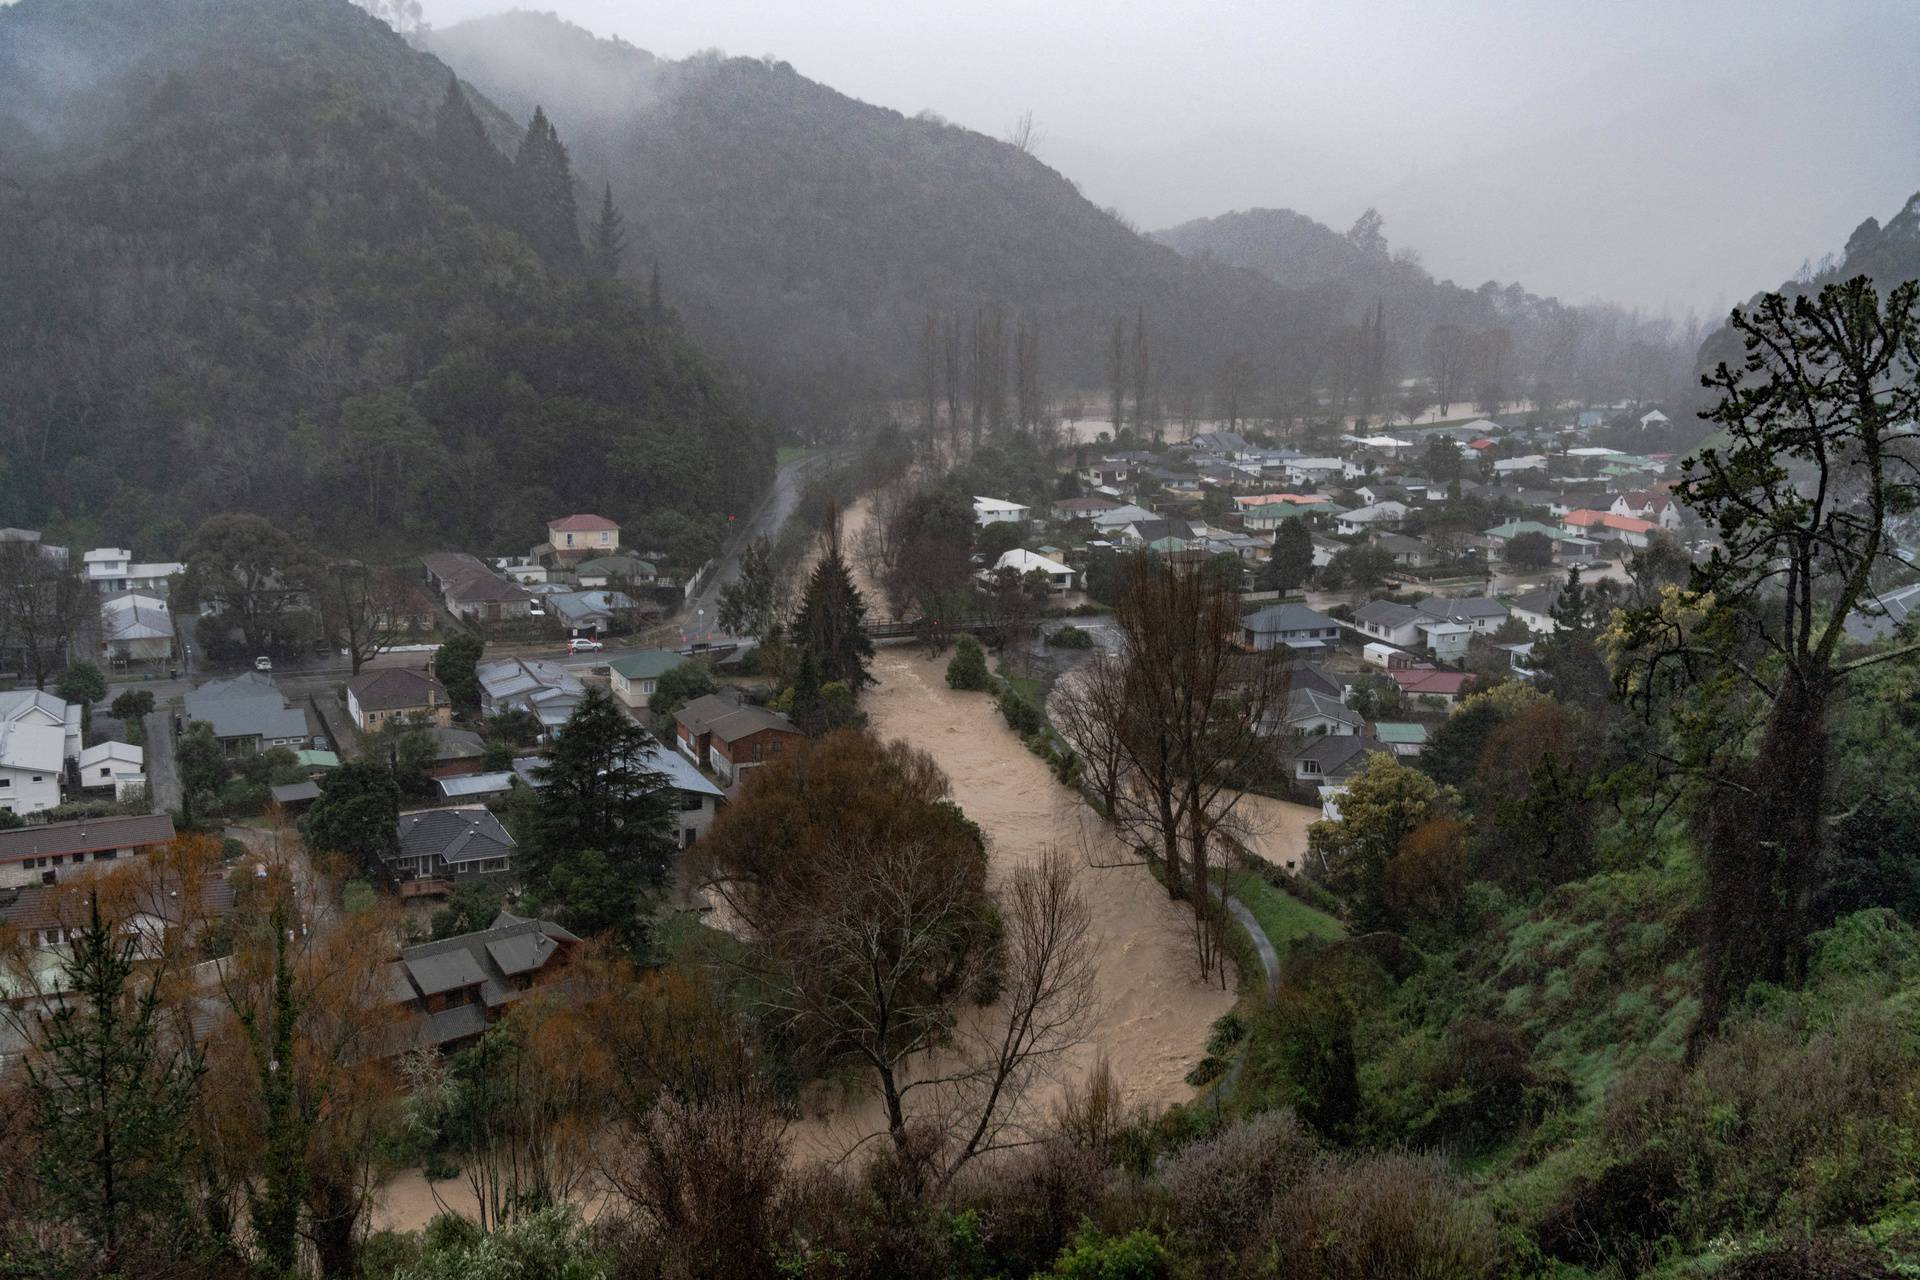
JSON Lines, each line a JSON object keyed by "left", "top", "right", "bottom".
{"left": 1226, "top": 870, "right": 1345, "bottom": 947}
{"left": 1001, "top": 672, "right": 1044, "bottom": 709}
{"left": 775, "top": 445, "right": 818, "bottom": 468}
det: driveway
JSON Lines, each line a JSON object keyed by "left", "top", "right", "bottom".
{"left": 142, "top": 710, "right": 181, "bottom": 812}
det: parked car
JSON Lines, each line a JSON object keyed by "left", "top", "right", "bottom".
{"left": 567, "top": 637, "right": 604, "bottom": 654}
{"left": 254, "top": 655, "right": 272, "bottom": 672}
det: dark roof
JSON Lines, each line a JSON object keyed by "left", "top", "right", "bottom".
{"left": 1242, "top": 603, "right": 1338, "bottom": 634}
{"left": 446, "top": 573, "right": 531, "bottom": 605}
{"left": 270, "top": 781, "right": 321, "bottom": 805}
{"left": 349, "top": 668, "right": 447, "bottom": 713}
{"left": 0, "top": 813, "right": 176, "bottom": 866}
{"left": 1282, "top": 688, "right": 1364, "bottom": 729}
{"left": 0, "top": 873, "right": 234, "bottom": 934}
{"left": 1416, "top": 596, "right": 1510, "bottom": 623}
{"left": 392, "top": 911, "right": 580, "bottom": 1047}
{"left": 395, "top": 808, "right": 515, "bottom": 870}
{"left": 1354, "top": 600, "right": 1425, "bottom": 629}
{"left": 1509, "top": 584, "right": 1562, "bottom": 615}
{"left": 1290, "top": 734, "right": 1382, "bottom": 778}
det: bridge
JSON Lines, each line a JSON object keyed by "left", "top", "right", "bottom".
{"left": 862, "top": 616, "right": 1004, "bottom": 641}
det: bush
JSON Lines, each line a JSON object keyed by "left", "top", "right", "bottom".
{"left": 1261, "top": 1152, "right": 1500, "bottom": 1280}
{"left": 1205, "top": 1012, "right": 1246, "bottom": 1056}
{"left": 1718, "top": 1238, "right": 1904, "bottom": 1279}
{"left": 1048, "top": 624, "right": 1095, "bottom": 649}
{"left": 1046, "top": 1228, "right": 1167, "bottom": 1280}
{"left": 998, "top": 686, "right": 1044, "bottom": 735}
{"left": 1184, "top": 1056, "right": 1226, "bottom": 1087}
{"left": 1159, "top": 1110, "right": 1315, "bottom": 1258}
{"left": 946, "top": 636, "right": 992, "bottom": 691}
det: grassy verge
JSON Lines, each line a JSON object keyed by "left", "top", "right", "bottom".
{"left": 775, "top": 444, "right": 818, "bottom": 468}
{"left": 1225, "top": 869, "right": 1345, "bottom": 949}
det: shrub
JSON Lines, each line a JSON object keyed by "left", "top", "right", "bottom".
{"left": 1261, "top": 1152, "right": 1500, "bottom": 1280}
{"left": 1184, "top": 1056, "right": 1226, "bottom": 1087}
{"left": 1159, "top": 1110, "right": 1314, "bottom": 1258}
{"left": 1048, "top": 624, "right": 1095, "bottom": 649}
{"left": 948, "top": 1141, "right": 1114, "bottom": 1280}
{"left": 998, "top": 686, "right": 1044, "bottom": 736}
{"left": 1205, "top": 1012, "right": 1246, "bottom": 1056}
{"left": 1046, "top": 1228, "right": 1167, "bottom": 1280}
{"left": 946, "top": 636, "right": 992, "bottom": 691}
{"left": 1718, "top": 1237, "right": 1904, "bottom": 1279}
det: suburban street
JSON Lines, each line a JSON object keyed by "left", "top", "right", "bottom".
{"left": 676, "top": 447, "right": 838, "bottom": 645}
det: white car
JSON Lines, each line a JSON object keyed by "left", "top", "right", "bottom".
{"left": 567, "top": 637, "right": 604, "bottom": 654}
{"left": 254, "top": 655, "right": 273, "bottom": 672}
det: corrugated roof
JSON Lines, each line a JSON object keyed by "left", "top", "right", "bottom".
{"left": 548, "top": 513, "right": 620, "bottom": 531}
{"left": 0, "top": 813, "right": 175, "bottom": 865}
{"left": 403, "top": 947, "right": 491, "bottom": 996}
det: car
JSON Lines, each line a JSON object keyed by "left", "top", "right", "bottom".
{"left": 254, "top": 655, "right": 272, "bottom": 672}
{"left": 567, "top": 637, "right": 604, "bottom": 654}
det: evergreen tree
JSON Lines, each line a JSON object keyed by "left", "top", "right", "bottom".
{"left": 433, "top": 76, "right": 510, "bottom": 219}
{"left": 514, "top": 106, "right": 582, "bottom": 266}
{"left": 588, "top": 183, "right": 627, "bottom": 278}
{"left": 298, "top": 760, "right": 401, "bottom": 868}
{"left": 531, "top": 689, "right": 677, "bottom": 898}
{"left": 792, "top": 520, "right": 874, "bottom": 689}
{"left": 245, "top": 904, "right": 306, "bottom": 1275}
{"left": 20, "top": 895, "right": 204, "bottom": 1272}
{"left": 648, "top": 258, "right": 664, "bottom": 318}
{"left": 435, "top": 633, "right": 485, "bottom": 713}
{"left": 1261, "top": 519, "right": 1315, "bottom": 593}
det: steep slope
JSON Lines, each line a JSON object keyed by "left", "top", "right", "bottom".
{"left": 0, "top": 0, "right": 771, "bottom": 563}
{"left": 423, "top": 12, "right": 1337, "bottom": 424}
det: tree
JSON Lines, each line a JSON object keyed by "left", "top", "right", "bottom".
{"left": 1614, "top": 276, "right": 1920, "bottom": 1043}
{"left": 0, "top": 540, "right": 89, "bottom": 688}
{"left": 1261, "top": 520, "right": 1315, "bottom": 594}
{"left": 792, "top": 516, "right": 873, "bottom": 689}
{"left": 975, "top": 519, "right": 1026, "bottom": 564}
{"left": 360, "top": 714, "right": 439, "bottom": 799}
{"left": 13, "top": 894, "right": 204, "bottom": 1272}
{"left": 1424, "top": 324, "right": 1471, "bottom": 416}
{"left": 1423, "top": 435, "right": 1462, "bottom": 484}
{"left": 1505, "top": 531, "right": 1554, "bottom": 570}
{"left": 588, "top": 183, "right": 627, "bottom": 278}
{"left": 514, "top": 106, "right": 582, "bottom": 266}
{"left": 176, "top": 722, "right": 230, "bottom": 823}
{"left": 110, "top": 689, "right": 155, "bottom": 723}
{"left": 298, "top": 761, "right": 401, "bottom": 868}
{"left": 1322, "top": 545, "right": 1395, "bottom": 591}
{"left": 1308, "top": 752, "right": 1454, "bottom": 932}
{"left": 316, "top": 562, "right": 411, "bottom": 676}
{"left": 1131, "top": 306, "right": 1153, "bottom": 435}
{"left": 56, "top": 661, "right": 107, "bottom": 737}
{"left": 180, "top": 514, "right": 313, "bottom": 659}
{"left": 433, "top": 75, "right": 510, "bottom": 220}
{"left": 530, "top": 689, "right": 676, "bottom": 915}
{"left": 435, "top": 633, "right": 485, "bottom": 713}
{"left": 1107, "top": 316, "right": 1128, "bottom": 431}
{"left": 947, "top": 635, "right": 991, "bottom": 691}
{"left": 716, "top": 538, "right": 782, "bottom": 642}
{"left": 700, "top": 731, "right": 1092, "bottom": 1189}
{"left": 651, "top": 660, "right": 718, "bottom": 721}
{"left": 431, "top": 881, "right": 505, "bottom": 941}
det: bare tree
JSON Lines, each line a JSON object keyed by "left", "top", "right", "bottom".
{"left": 1424, "top": 323, "right": 1471, "bottom": 416}
{"left": 316, "top": 561, "right": 412, "bottom": 676}
{"left": 920, "top": 312, "right": 942, "bottom": 442}
{"left": 1107, "top": 316, "right": 1129, "bottom": 434}
{"left": 1005, "top": 109, "right": 1044, "bottom": 156}
{"left": 943, "top": 312, "right": 964, "bottom": 451}
{"left": 0, "top": 541, "right": 87, "bottom": 688}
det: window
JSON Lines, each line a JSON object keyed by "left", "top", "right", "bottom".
{"left": 680, "top": 792, "right": 704, "bottom": 812}
{"left": 1300, "top": 761, "right": 1321, "bottom": 775}
{"left": 30, "top": 776, "right": 42, "bottom": 783}
{"left": 443, "top": 986, "right": 469, "bottom": 1008}
{"left": 99, "top": 767, "right": 111, "bottom": 778}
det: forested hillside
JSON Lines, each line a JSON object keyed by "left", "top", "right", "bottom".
{"left": 0, "top": 0, "right": 771, "bottom": 562}
{"left": 423, "top": 13, "right": 1356, "bottom": 429}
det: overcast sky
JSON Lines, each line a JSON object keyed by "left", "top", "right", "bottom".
{"left": 422, "top": 0, "right": 1919, "bottom": 315}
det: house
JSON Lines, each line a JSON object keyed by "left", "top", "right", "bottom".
{"left": 1190, "top": 430, "right": 1251, "bottom": 457}
{"left": 1050, "top": 495, "right": 1124, "bottom": 523}
{"left": 77, "top": 741, "right": 145, "bottom": 797}
{"left": 1844, "top": 582, "right": 1920, "bottom": 645}
{"left": 0, "top": 871, "right": 235, "bottom": 994}
{"left": 1088, "top": 504, "right": 1158, "bottom": 534}
{"left": 1269, "top": 688, "right": 1364, "bottom": 737}
{"left": 1561, "top": 509, "right": 1657, "bottom": 549}
{"left": 1508, "top": 585, "right": 1563, "bottom": 635}
{"left": 444, "top": 572, "right": 533, "bottom": 624}
{"left": 183, "top": 673, "right": 311, "bottom": 754}
{"left": 270, "top": 780, "right": 322, "bottom": 810}
{"left": 1639, "top": 409, "right": 1671, "bottom": 430}
{"left": 1609, "top": 491, "right": 1683, "bottom": 530}
{"left": 368, "top": 576, "right": 439, "bottom": 633}
{"left": 1492, "top": 455, "right": 1548, "bottom": 476}
{"left": 80, "top": 548, "right": 183, "bottom": 595}
{"left": 546, "top": 514, "right": 621, "bottom": 562}
{"left": 1284, "top": 457, "right": 1353, "bottom": 486}
{"left": 609, "top": 650, "right": 686, "bottom": 710}
{"left": 389, "top": 911, "right": 578, "bottom": 1052}
{"left": 574, "top": 555, "right": 658, "bottom": 588}
{"left": 1483, "top": 520, "right": 1597, "bottom": 563}
{"left": 672, "top": 694, "right": 802, "bottom": 784}
{"left": 1281, "top": 662, "right": 1348, "bottom": 701}
{"left": 1310, "top": 533, "right": 1344, "bottom": 569}
{"left": 973, "top": 496, "right": 1031, "bottom": 527}
{"left": 426, "top": 727, "right": 488, "bottom": 778}
{"left": 1372, "top": 722, "right": 1429, "bottom": 758}
{"left": 0, "top": 722, "right": 65, "bottom": 816}
{"left": 547, "top": 589, "right": 638, "bottom": 636}
{"left": 1416, "top": 620, "right": 1473, "bottom": 661}
{"left": 421, "top": 552, "right": 491, "bottom": 595}
{"left": 100, "top": 592, "right": 176, "bottom": 664}
{"left": 347, "top": 669, "right": 452, "bottom": 732}
{"left": 642, "top": 741, "right": 727, "bottom": 849}
{"left": 1415, "top": 596, "right": 1511, "bottom": 634}
{"left": 435, "top": 772, "right": 517, "bottom": 802}
{"left": 497, "top": 557, "right": 553, "bottom": 586}
{"left": 1499, "top": 641, "right": 1539, "bottom": 679}
{"left": 1390, "top": 667, "right": 1474, "bottom": 705}
{"left": 1285, "top": 733, "right": 1382, "bottom": 786}
{"left": 1362, "top": 641, "right": 1416, "bottom": 669}
{"left": 0, "top": 690, "right": 82, "bottom": 766}
{"left": 991, "top": 549, "right": 1077, "bottom": 594}
{"left": 0, "top": 813, "right": 176, "bottom": 891}
{"left": 1353, "top": 600, "right": 1428, "bottom": 648}
{"left": 390, "top": 807, "right": 517, "bottom": 882}
{"left": 1241, "top": 603, "right": 1342, "bottom": 652}
{"left": 477, "top": 659, "right": 585, "bottom": 734}
{"left": 1372, "top": 532, "right": 1437, "bottom": 568}
{"left": 1334, "top": 501, "right": 1409, "bottom": 536}
{"left": 1120, "top": 519, "right": 1197, "bottom": 550}
{"left": 1241, "top": 497, "right": 1343, "bottom": 532}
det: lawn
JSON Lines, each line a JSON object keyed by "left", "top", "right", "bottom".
{"left": 775, "top": 445, "right": 818, "bottom": 468}
{"left": 1226, "top": 869, "right": 1345, "bottom": 947}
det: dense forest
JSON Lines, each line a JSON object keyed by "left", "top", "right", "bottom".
{"left": 0, "top": 0, "right": 772, "bottom": 563}
{"left": 426, "top": 12, "right": 1699, "bottom": 436}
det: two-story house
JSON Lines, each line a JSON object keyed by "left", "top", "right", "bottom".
{"left": 546, "top": 514, "right": 621, "bottom": 564}
{"left": 387, "top": 911, "right": 578, "bottom": 1052}
{"left": 608, "top": 651, "right": 686, "bottom": 711}
{"left": 0, "top": 721, "right": 65, "bottom": 816}
{"left": 391, "top": 807, "right": 518, "bottom": 882}
{"left": 673, "top": 695, "right": 802, "bottom": 784}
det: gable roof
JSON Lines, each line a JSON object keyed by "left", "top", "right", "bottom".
{"left": 0, "top": 813, "right": 176, "bottom": 866}
{"left": 184, "top": 673, "right": 309, "bottom": 742}
{"left": 1391, "top": 668, "right": 1473, "bottom": 696}
{"left": 1509, "top": 584, "right": 1562, "bottom": 616}
{"left": 1243, "top": 603, "right": 1339, "bottom": 634}
{"left": 395, "top": 807, "right": 516, "bottom": 870}
{"left": 1354, "top": 600, "right": 1426, "bottom": 630}
{"left": 1372, "top": 722, "right": 1429, "bottom": 745}
{"left": 1281, "top": 688, "right": 1364, "bottom": 730}
{"left": 672, "top": 694, "right": 799, "bottom": 745}
{"left": 349, "top": 668, "right": 447, "bottom": 714}
{"left": 574, "top": 554, "right": 654, "bottom": 578}
{"left": 0, "top": 721, "right": 64, "bottom": 773}
{"left": 392, "top": 911, "right": 580, "bottom": 1046}
{"left": 1288, "top": 734, "right": 1381, "bottom": 777}
{"left": 609, "top": 650, "right": 686, "bottom": 681}
{"left": 1415, "top": 596, "right": 1510, "bottom": 623}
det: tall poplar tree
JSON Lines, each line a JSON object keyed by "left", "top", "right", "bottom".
{"left": 588, "top": 183, "right": 627, "bottom": 278}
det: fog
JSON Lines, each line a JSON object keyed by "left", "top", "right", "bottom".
{"left": 421, "top": 0, "right": 1918, "bottom": 315}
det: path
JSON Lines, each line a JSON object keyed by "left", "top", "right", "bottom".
{"left": 678, "top": 448, "right": 839, "bottom": 643}
{"left": 142, "top": 710, "right": 180, "bottom": 811}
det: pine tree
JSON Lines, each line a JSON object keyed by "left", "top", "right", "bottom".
{"left": 793, "top": 518, "right": 874, "bottom": 689}
{"left": 787, "top": 644, "right": 826, "bottom": 735}
{"left": 514, "top": 106, "right": 582, "bottom": 267}
{"left": 21, "top": 894, "right": 203, "bottom": 1271}
{"left": 433, "top": 76, "right": 510, "bottom": 219}
{"left": 532, "top": 688, "right": 676, "bottom": 893}
{"left": 588, "top": 183, "right": 627, "bottom": 278}
{"left": 1261, "top": 519, "right": 1315, "bottom": 594}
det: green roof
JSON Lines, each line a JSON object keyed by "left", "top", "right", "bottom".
{"left": 1485, "top": 520, "right": 1574, "bottom": 541}
{"left": 577, "top": 555, "right": 656, "bottom": 577}
{"left": 1372, "top": 722, "right": 1429, "bottom": 745}
{"left": 608, "top": 650, "right": 685, "bottom": 680}
{"left": 296, "top": 749, "right": 340, "bottom": 769}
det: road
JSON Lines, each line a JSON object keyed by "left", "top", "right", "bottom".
{"left": 142, "top": 710, "right": 181, "bottom": 811}
{"left": 676, "top": 449, "right": 838, "bottom": 646}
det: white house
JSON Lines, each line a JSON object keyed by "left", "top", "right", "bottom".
{"left": 0, "top": 721, "right": 65, "bottom": 816}
{"left": 1335, "top": 501, "right": 1409, "bottom": 536}
{"left": 991, "top": 549, "right": 1077, "bottom": 594}
{"left": 1415, "top": 596, "right": 1512, "bottom": 634}
{"left": 1241, "top": 604, "right": 1342, "bottom": 652}
{"left": 973, "top": 496, "right": 1031, "bottom": 527}
{"left": 1268, "top": 688, "right": 1364, "bottom": 737}
{"left": 101, "top": 592, "right": 175, "bottom": 664}
{"left": 1088, "top": 503, "right": 1157, "bottom": 534}
{"left": 1352, "top": 600, "right": 1427, "bottom": 648}
{"left": 1491, "top": 455, "right": 1548, "bottom": 476}
{"left": 77, "top": 741, "right": 146, "bottom": 799}
{"left": 1283, "top": 457, "right": 1352, "bottom": 486}
{"left": 1609, "top": 491, "right": 1684, "bottom": 530}
{"left": 1639, "top": 409, "right": 1670, "bottom": 429}
{"left": 1508, "top": 586, "right": 1562, "bottom": 635}
{"left": 1416, "top": 620, "right": 1473, "bottom": 661}
{"left": 81, "top": 549, "right": 184, "bottom": 595}
{"left": 0, "top": 690, "right": 81, "bottom": 766}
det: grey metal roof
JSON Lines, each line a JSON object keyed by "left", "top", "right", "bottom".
{"left": 185, "top": 673, "right": 310, "bottom": 742}
{"left": 394, "top": 912, "right": 580, "bottom": 1047}
{"left": 1354, "top": 600, "right": 1425, "bottom": 629}
{"left": 1242, "top": 603, "right": 1339, "bottom": 634}
{"left": 486, "top": 931, "right": 557, "bottom": 976}
{"left": 437, "top": 772, "right": 515, "bottom": 799}
{"left": 1416, "top": 596, "right": 1511, "bottom": 622}
{"left": 349, "top": 668, "right": 446, "bottom": 713}
{"left": 395, "top": 808, "right": 516, "bottom": 870}
{"left": 270, "top": 781, "right": 321, "bottom": 804}
{"left": 0, "top": 813, "right": 176, "bottom": 866}
{"left": 1846, "top": 582, "right": 1920, "bottom": 644}
{"left": 1284, "top": 688, "right": 1364, "bottom": 729}
{"left": 404, "top": 947, "right": 491, "bottom": 997}
{"left": 1290, "top": 734, "right": 1381, "bottom": 777}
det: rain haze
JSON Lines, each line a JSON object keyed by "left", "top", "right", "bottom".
{"left": 424, "top": 0, "right": 1919, "bottom": 316}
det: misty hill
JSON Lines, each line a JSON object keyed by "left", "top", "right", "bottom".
{"left": 424, "top": 12, "right": 1350, "bottom": 427}
{"left": 0, "top": 0, "right": 770, "bottom": 562}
